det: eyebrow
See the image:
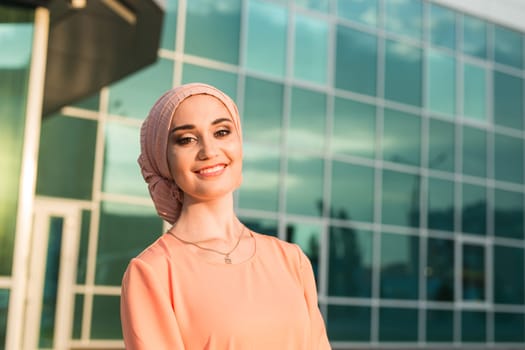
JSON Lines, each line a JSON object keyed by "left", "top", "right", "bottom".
{"left": 169, "top": 118, "right": 233, "bottom": 134}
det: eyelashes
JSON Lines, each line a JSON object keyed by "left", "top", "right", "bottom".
{"left": 173, "top": 128, "right": 232, "bottom": 146}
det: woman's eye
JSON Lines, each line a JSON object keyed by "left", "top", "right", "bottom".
{"left": 175, "top": 137, "right": 196, "bottom": 145}
{"left": 215, "top": 129, "right": 231, "bottom": 137}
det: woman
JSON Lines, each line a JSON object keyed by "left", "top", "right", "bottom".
{"left": 120, "top": 83, "right": 331, "bottom": 349}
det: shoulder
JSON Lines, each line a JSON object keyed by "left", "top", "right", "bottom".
{"left": 125, "top": 234, "right": 176, "bottom": 276}
{"left": 253, "top": 232, "right": 307, "bottom": 268}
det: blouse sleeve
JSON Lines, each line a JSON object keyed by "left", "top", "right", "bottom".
{"left": 120, "top": 258, "right": 185, "bottom": 350}
{"left": 299, "top": 249, "right": 332, "bottom": 349}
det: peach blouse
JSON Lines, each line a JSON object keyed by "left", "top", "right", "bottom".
{"left": 120, "top": 232, "right": 331, "bottom": 349}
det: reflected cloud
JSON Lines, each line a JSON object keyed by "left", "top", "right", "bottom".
{"left": 0, "top": 24, "right": 33, "bottom": 68}
{"left": 187, "top": 0, "right": 241, "bottom": 15}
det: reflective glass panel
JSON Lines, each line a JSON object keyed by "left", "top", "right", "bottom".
{"left": 36, "top": 115, "right": 97, "bottom": 200}
{"left": 328, "top": 226, "right": 373, "bottom": 297}
{"left": 494, "top": 25, "right": 523, "bottom": 69}
{"left": 159, "top": 0, "right": 178, "bottom": 50}
{"left": 242, "top": 77, "right": 284, "bottom": 144}
{"left": 427, "top": 177, "right": 454, "bottom": 232}
{"left": 108, "top": 58, "right": 173, "bottom": 119}
{"left": 494, "top": 312, "right": 525, "bottom": 342}
{"left": 241, "top": 217, "right": 278, "bottom": 237}
{"left": 462, "top": 126, "right": 486, "bottom": 178}
{"left": 380, "top": 232, "right": 419, "bottom": 300}
{"left": 427, "top": 238, "right": 454, "bottom": 301}
{"left": 246, "top": 0, "right": 287, "bottom": 77}
{"left": 286, "top": 156, "right": 324, "bottom": 216}
{"left": 331, "top": 162, "right": 374, "bottom": 222}
{"left": 379, "top": 307, "right": 418, "bottom": 341}
{"left": 72, "top": 294, "right": 83, "bottom": 339}
{"left": 428, "top": 118, "right": 455, "bottom": 172}
{"left": 286, "top": 222, "right": 321, "bottom": 282}
{"left": 384, "top": 40, "right": 422, "bottom": 107}
{"left": 382, "top": 108, "right": 421, "bottom": 166}
{"left": 182, "top": 64, "right": 237, "bottom": 99}
{"left": 72, "top": 93, "right": 99, "bottom": 111}
{"left": 462, "top": 15, "right": 487, "bottom": 59}
{"left": 95, "top": 202, "right": 162, "bottom": 286}
{"left": 238, "top": 144, "right": 280, "bottom": 212}
{"left": 461, "top": 183, "right": 486, "bottom": 235}
{"left": 462, "top": 244, "right": 485, "bottom": 301}
{"left": 463, "top": 62, "right": 487, "bottom": 121}
{"left": 337, "top": 0, "right": 377, "bottom": 26}
{"left": 327, "top": 305, "right": 371, "bottom": 341}
{"left": 493, "top": 71, "right": 523, "bottom": 130}
{"left": 430, "top": 4, "right": 456, "bottom": 50}
{"left": 185, "top": 0, "right": 241, "bottom": 64}
{"left": 494, "top": 245, "right": 524, "bottom": 304}
{"left": 494, "top": 189, "right": 523, "bottom": 240}
{"left": 335, "top": 26, "right": 377, "bottom": 96}
{"left": 462, "top": 311, "right": 486, "bottom": 342}
{"left": 102, "top": 122, "right": 148, "bottom": 197}
{"left": 76, "top": 210, "right": 90, "bottom": 284}
{"left": 294, "top": 0, "right": 329, "bottom": 12}
{"left": 428, "top": 50, "right": 455, "bottom": 116}
{"left": 381, "top": 170, "right": 420, "bottom": 227}
{"left": 91, "top": 295, "right": 121, "bottom": 339}
{"left": 0, "top": 289, "right": 9, "bottom": 347}
{"left": 293, "top": 14, "right": 328, "bottom": 84}
{"left": 426, "top": 309, "right": 453, "bottom": 342}
{"left": 384, "top": 0, "right": 422, "bottom": 40}
{"left": 288, "top": 87, "right": 326, "bottom": 151}
{"left": 494, "top": 134, "right": 523, "bottom": 184}
{"left": 332, "top": 97, "right": 376, "bottom": 159}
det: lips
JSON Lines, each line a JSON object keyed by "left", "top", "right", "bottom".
{"left": 195, "top": 164, "right": 227, "bottom": 176}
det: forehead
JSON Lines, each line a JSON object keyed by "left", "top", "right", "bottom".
{"left": 172, "top": 94, "right": 231, "bottom": 122}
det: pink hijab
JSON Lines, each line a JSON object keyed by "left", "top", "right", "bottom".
{"left": 138, "top": 83, "right": 241, "bottom": 224}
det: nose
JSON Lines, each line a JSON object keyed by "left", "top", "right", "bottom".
{"left": 197, "top": 136, "right": 219, "bottom": 160}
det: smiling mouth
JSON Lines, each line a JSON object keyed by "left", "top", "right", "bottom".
{"left": 196, "top": 164, "right": 226, "bottom": 176}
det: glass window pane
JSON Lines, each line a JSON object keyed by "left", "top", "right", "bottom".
{"left": 426, "top": 309, "right": 453, "bottom": 342}
{"left": 182, "top": 64, "right": 237, "bottom": 99}
{"left": 494, "top": 189, "right": 524, "bottom": 240}
{"left": 463, "top": 62, "right": 487, "bottom": 121}
{"left": 293, "top": 14, "right": 328, "bottom": 84}
{"left": 385, "top": 40, "right": 422, "bottom": 107}
{"left": 286, "top": 222, "right": 321, "bottom": 282}
{"left": 462, "top": 15, "right": 487, "bottom": 59}
{"left": 294, "top": 0, "right": 329, "bottom": 13}
{"left": 427, "top": 238, "right": 454, "bottom": 301}
{"left": 462, "top": 311, "right": 486, "bottom": 342}
{"left": 328, "top": 227, "right": 373, "bottom": 297}
{"left": 430, "top": 4, "right": 456, "bottom": 50}
{"left": 494, "top": 312, "right": 525, "bottom": 342}
{"left": 243, "top": 77, "right": 284, "bottom": 144}
{"left": 159, "top": 0, "right": 178, "bottom": 50}
{"left": 72, "top": 294, "right": 83, "bottom": 339}
{"left": 91, "top": 295, "right": 121, "bottom": 339}
{"left": 494, "top": 245, "right": 524, "bottom": 304}
{"left": 494, "top": 134, "right": 523, "bottom": 184}
{"left": 428, "top": 118, "right": 455, "bottom": 172}
{"left": 72, "top": 92, "right": 99, "bottom": 111}
{"left": 246, "top": 0, "right": 287, "bottom": 77}
{"left": 241, "top": 217, "right": 278, "bottom": 237}
{"left": 36, "top": 114, "right": 97, "bottom": 200}
{"left": 335, "top": 26, "right": 377, "bottom": 96}
{"left": 102, "top": 122, "right": 148, "bottom": 197}
{"left": 461, "top": 183, "right": 487, "bottom": 235}
{"left": 238, "top": 144, "right": 280, "bottom": 212}
{"left": 332, "top": 97, "right": 376, "bottom": 158}
{"left": 382, "top": 108, "right": 421, "bottom": 166}
{"left": 379, "top": 307, "right": 418, "bottom": 341}
{"left": 462, "top": 126, "right": 486, "bottom": 178}
{"left": 384, "top": 0, "right": 422, "bottom": 40}
{"left": 427, "top": 177, "right": 454, "bottom": 232}
{"left": 185, "top": 0, "right": 241, "bottom": 64}
{"left": 462, "top": 244, "right": 485, "bottom": 301}
{"left": 381, "top": 170, "right": 420, "bottom": 227}
{"left": 380, "top": 232, "right": 419, "bottom": 300}
{"left": 337, "top": 0, "right": 377, "bottom": 27}
{"left": 0, "top": 289, "right": 9, "bottom": 347}
{"left": 76, "top": 210, "right": 91, "bottom": 284}
{"left": 286, "top": 156, "right": 324, "bottom": 216}
{"left": 331, "top": 162, "right": 374, "bottom": 222}
{"left": 288, "top": 87, "right": 326, "bottom": 151}
{"left": 95, "top": 202, "right": 162, "bottom": 286}
{"left": 493, "top": 71, "right": 523, "bottom": 130}
{"left": 108, "top": 58, "right": 173, "bottom": 119}
{"left": 327, "top": 305, "right": 371, "bottom": 341}
{"left": 494, "top": 25, "right": 523, "bottom": 69}
{"left": 428, "top": 50, "right": 455, "bottom": 116}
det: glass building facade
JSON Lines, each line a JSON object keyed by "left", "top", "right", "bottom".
{"left": 10, "top": 0, "right": 525, "bottom": 348}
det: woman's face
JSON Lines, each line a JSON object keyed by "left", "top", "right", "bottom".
{"left": 167, "top": 94, "right": 243, "bottom": 203}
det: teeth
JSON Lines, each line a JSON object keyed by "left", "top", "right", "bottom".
{"left": 199, "top": 165, "right": 224, "bottom": 174}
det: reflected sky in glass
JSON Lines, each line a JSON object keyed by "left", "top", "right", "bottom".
{"left": 427, "top": 50, "right": 455, "bottom": 116}
{"left": 462, "top": 14, "right": 487, "bottom": 59}
{"left": 494, "top": 25, "right": 523, "bottom": 69}
{"left": 0, "top": 23, "right": 33, "bottom": 68}
{"left": 494, "top": 134, "right": 523, "bottom": 184}
{"left": 430, "top": 4, "right": 456, "bottom": 50}
{"left": 428, "top": 118, "right": 455, "bottom": 172}
{"left": 286, "top": 155, "right": 324, "bottom": 216}
{"left": 288, "top": 87, "right": 326, "bottom": 151}
{"left": 381, "top": 170, "right": 420, "bottom": 227}
{"left": 293, "top": 14, "right": 328, "bottom": 84}
{"left": 382, "top": 108, "right": 421, "bottom": 166}
{"left": 337, "top": 0, "right": 377, "bottom": 26}
{"left": 384, "top": 0, "right": 422, "bottom": 40}
{"left": 463, "top": 63, "right": 486, "bottom": 121}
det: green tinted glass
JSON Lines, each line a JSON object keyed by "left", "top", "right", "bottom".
{"left": 286, "top": 155, "right": 324, "bottom": 216}
{"left": 91, "top": 295, "right": 121, "bottom": 339}
{"left": 159, "top": 0, "right": 178, "bottom": 50}
{"left": 463, "top": 62, "right": 486, "bottom": 121}
{"left": 494, "top": 133, "right": 523, "bottom": 184}
{"left": 36, "top": 115, "right": 97, "bottom": 200}
{"left": 493, "top": 71, "right": 523, "bottom": 130}
{"left": 381, "top": 170, "right": 420, "bottom": 227}
{"left": 246, "top": 0, "right": 287, "bottom": 77}
{"left": 462, "top": 243, "right": 485, "bottom": 300}
{"left": 426, "top": 309, "right": 453, "bottom": 342}
{"left": 379, "top": 307, "right": 418, "bottom": 341}
{"left": 493, "top": 245, "right": 524, "bottom": 304}
{"left": 494, "top": 189, "right": 523, "bottom": 240}
{"left": 428, "top": 118, "right": 455, "bottom": 172}
{"left": 241, "top": 217, "right": 278, "bottom": 237}
{"left": 428, "top": 50, "right": 455, "bottom": 116}
{"left": 384, "top": 0, "right": 422, "bottom": 40}
{"left": 494, "top": 312, "right": 525, "bottom": 342}
{"left": 76, "top": 210, "right": 91, "bottom": 284}
{"left": 337, "top": 0, "right": 377, "bottom": 26}
{"left": 327, "top": 305, "right": 371, "bottom": 341}
{"left": 286, "top": 222, "right": 321, "bottom": 282}
{"left": 0, "top": 289, "right": 9, "bottom": 346}
{"left": 382, "top": 108, "right": 421, "bottom": 166}
{"left": 427, "top": 238, "right": 454, "bottom": 301}
{"left": 461, "top": 183, "right": 486, "bottom": 235}
{"left": 72, "top": 294, "right": 83, "bottom": 339}
{"left": 494, "top": 25, "right": 523, "bottom": 69}
{"left": 293, "top": 14, "right": 328, "bottom": 84}
{"left": 294, "top": 0, "right": 329, "bottom": 12}
{"left": 430, "top": 4, "right": 456, "bottom": 50}
{"left": 332, "top": 97, "right": 376, "bottom": 158}
{"left": 72, "top": 93, "right": 99, "bottom": 111}
{"left": 462, "top": 15, "right": 487, "bottom": 59}
{"left": 185, "top": 0, "right": 241, "bottom": 64}
{"left": 182, "top": 64, "right": 237, "bottom": 99}
{"left": 384, "top": 40, "right": 422, "bottom": 107}
{"left": 427, "top": 177, "right": 454, "bottom": 232}
{"left": 289, "top": 87, "right": 326, "bottom": 151}
{"left": 462, "top": 311, "right": 486, "bottom": 342}
{"left": 335, "top": 26, "right": 377, "bottom": 96}
{"left": 462, "top": 126, "right": 486, "bottom": 178}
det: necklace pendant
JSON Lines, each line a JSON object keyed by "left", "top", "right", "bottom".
{"left": 224, "top": 256, "right": 232, "bottom": 264}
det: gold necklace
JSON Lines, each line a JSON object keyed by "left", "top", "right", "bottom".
{"left": 168, "top": 226, "right": 246, "bottom": 264}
